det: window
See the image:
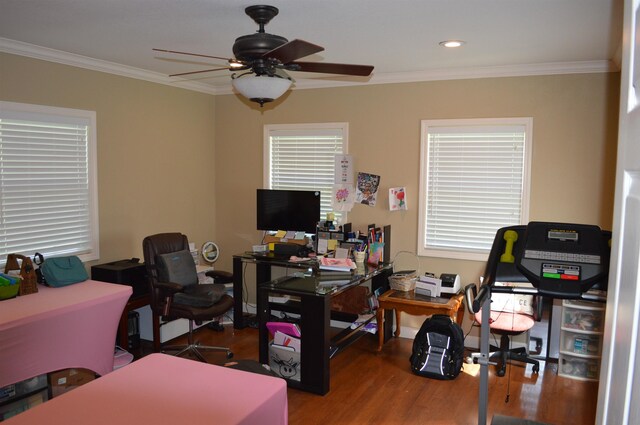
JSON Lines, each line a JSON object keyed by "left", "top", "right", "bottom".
{"left": 264, "top": 123, "right": 347, "bottom": 223}
{"left": 418, "top": 118, "right": 532, "bottom": 261}
{"left": 0, "top": 101, "right": 99, "bottom": 263}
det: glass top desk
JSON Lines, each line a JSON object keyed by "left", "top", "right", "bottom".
{"left": 232, "top": 252, "right": 319, "bottom": 328}
{"left": 256, "top": 263, "right": 393, "bottom": 395}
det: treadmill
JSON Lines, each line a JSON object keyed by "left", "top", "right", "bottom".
{"left": 469, "top": 222, "right": 611, "bottom": 425}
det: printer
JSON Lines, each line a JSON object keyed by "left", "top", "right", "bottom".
{"left": 439, "top": 273, "right": 461, "bottom": 294}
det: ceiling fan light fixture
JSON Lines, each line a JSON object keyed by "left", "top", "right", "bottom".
{"left": 232, "top": 74, "right": 292, "bottom": 107}
{"left": 439, "top": 40, "right": 466, "bottom": 48}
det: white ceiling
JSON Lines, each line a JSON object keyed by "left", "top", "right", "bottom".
{"left": 0, "top": 0, "right": 623, "bottom": 95}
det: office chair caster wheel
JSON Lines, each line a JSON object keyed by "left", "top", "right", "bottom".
{"left": 497, "top": 368, "right": 506, "bottom": 377}
{"left": 226, "top": 351, "right": 234, "bottom": 359}
{"left": 532, "top": 364, "right": 540, "bottom": 374}
{"left": 207, "top": 321, "right": 225, "bottom": 332}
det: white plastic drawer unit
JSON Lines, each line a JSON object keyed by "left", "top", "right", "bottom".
{"left": 561, "top": 300, "right": 605, "bottom": 332}
{"left": 558, "top": 353, "right": 600, "bottom": 381}
{"left": 560, "top": 330, "right": 602, "bottom": 357}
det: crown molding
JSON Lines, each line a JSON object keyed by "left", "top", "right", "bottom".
{"left": 0, "top": 38, "right": 218, "bottom": 95}
{"left": 1, "top": 37, "right": 619, "bottom": 97}
{"left": 288, "top": 60, "right": 619, "bottom": 92}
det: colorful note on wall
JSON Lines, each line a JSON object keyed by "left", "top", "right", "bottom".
{"left": 389, "top": 187, "right": 407, "bottom": 211}
{"left": 356, "top": 172, "right": 380, "bottom": 207}
{"left": 332, "top": 184, "right": 355, "bottom": 211}
{"left": 334, "top": 155, "right": 354, "bottom": 184}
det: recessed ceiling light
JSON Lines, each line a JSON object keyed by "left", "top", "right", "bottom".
{"left": 439, "top": 40, "right": 466, "bottom": 48}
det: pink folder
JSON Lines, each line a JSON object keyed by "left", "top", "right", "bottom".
{"left": 266, "top": 322, "right": 301, "bottom": 338}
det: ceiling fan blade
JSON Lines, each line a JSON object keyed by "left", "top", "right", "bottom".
{"left": 153, "top": 48, "right": 233, "bottom": 62}
{"left": 264, "top": 39, "right": 324, "bottom": 64}
{"left": 169, "top": 67, "right": 230, "bottom": 77}
{"left": 289, "top": 61, "right": 374, "bottom": 77}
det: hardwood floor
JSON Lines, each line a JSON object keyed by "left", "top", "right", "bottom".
{"left": 137, "top": 324, "right": 599, "bottom": 425}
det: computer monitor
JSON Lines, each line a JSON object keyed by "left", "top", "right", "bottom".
{"left": 256, "top": 189, "right": 321, "bottom": 234}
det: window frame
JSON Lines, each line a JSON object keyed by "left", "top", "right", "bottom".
{"left": 417, "top": 117, "right": 532, "bottom": 261}
{"left": 263, "top": 122, "right": 349, "bottom": 224}
{"left": 0, "top": 101, "right": 99, "bottom": 263}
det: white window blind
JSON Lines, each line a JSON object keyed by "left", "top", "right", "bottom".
{"left": 0, "top": 102, "right": 99, "bottom": 262}
{"left": 265, "top": 124, "right": 347, "bottom": 222}
{"left": 418, "top": 118, "right": 531, "bottom": 260}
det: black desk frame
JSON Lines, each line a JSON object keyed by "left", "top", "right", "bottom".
{"left": 257, "top": 268, "right": 392, "bottom": 395}
{"left": 232, "top": 254, "right": 312, "bottom": 329}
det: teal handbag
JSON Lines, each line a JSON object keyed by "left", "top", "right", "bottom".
{"left": 40, "top": 256, "right": 89, "bottom": 287}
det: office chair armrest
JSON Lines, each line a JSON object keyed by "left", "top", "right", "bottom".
{"left": 205, "top": 270, "right": 233, "bottom": 284}
{"left": 154, "top": 280, "right": 184, "bottom": 294}
{"left": 464, "top": 283, "right": 478, "bottom": 315}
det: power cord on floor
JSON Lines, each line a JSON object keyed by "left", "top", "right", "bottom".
{"left": 505, "top": 307, "right": 516, "bottom": 404}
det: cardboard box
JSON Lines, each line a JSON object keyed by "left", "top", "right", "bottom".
{"left": 49, "top": 368, "right": 95, "bottom": 397}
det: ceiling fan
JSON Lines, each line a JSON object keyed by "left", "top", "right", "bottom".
{"left": 153, "top": 5, "right": 374, "bottom": 106}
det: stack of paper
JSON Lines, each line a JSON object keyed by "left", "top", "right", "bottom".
{"left": 318, "top": 257, "right": 356, "bottom": 272}
{"left": 267, "top": 321, "right": 301, "bottom": 353}
{"left": 272, "top": 330, "right": 301, "bottom": 352}
{"left": 317, "top": 274, "right": 352, "bottom": 286}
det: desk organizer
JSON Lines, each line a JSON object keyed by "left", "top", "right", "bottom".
{"left": 4, "top": 254, "right": 37, "bottom": 296}
{"left": 268, "top": 342, "right": 301, "bottom": 382}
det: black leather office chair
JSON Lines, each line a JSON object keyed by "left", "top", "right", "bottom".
{"left": 142, "top": 232, "right": 234, "bottom": 362}
{"left": 465, "top": 283, "right": 542, "bottom": 376}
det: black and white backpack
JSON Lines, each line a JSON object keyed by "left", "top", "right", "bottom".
{"left": 409, "top": 314, "right": 465, "bottom": 380}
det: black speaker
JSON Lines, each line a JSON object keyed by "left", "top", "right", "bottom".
{"left": 274, "top": 243, "right": 303, "bottom": 257}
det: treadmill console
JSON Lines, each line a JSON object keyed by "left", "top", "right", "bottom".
{"left": 516, "top": 222, "right": 610, "bottom": 297}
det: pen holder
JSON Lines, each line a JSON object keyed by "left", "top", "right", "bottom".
{"left": 354, "top": 251, "right": 366, "bottom": 264}
{"left": 368, "top": 243, "right": 384, "bottom": 265}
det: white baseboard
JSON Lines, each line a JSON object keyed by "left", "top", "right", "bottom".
{"left": 395, "top": 325, "right": 527, "bottom": 351}
{"left": 239, "top": 306, "right": 530, "bottom": 352}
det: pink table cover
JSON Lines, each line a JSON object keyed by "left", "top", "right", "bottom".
{"left": 6, "top": 353, "right": 288, "bottom": 425}
{"left": 0, "top": 280, "right": 131, "bottom": 387}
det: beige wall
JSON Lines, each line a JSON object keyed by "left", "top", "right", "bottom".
{"left": 0, "top": 53, "right": 217, "bottom": 266}
{"left": 0, "top": 52, "right": 619, "bottom": 330}
{"left": 214, "top": 73, "right": 619, "bottom": 327}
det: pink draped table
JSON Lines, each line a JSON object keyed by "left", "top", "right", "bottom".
{"left": 5, "top": 353, "right": 289, "bottom": 425}
{"left": 0, "top": 280, "right": 132, "bottom": 387}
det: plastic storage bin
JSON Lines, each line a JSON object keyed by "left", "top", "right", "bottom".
{"left": 559, "top": 353, "right": 600, "bottom": 381}
{"left": 0, "top": 374, "right": 48, "bottom": 420}
{"left": 560, "top": 330, "right": 602, "bottom": 357}
{"left": 559, "top": 299, "right": 605, "bottom": 381}
{"left": 561, "top": 301, "right": 604, "bottom": 332}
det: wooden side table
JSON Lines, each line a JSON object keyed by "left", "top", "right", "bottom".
{"left": 376, "top": 289, "right": 464, "bottom": 351}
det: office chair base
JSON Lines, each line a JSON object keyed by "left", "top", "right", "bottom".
{"left": 495, "top": 347, "right": 540, "bottom": 376}
{"left": 467, "top": 345, "right": 540, "bottom": 376}
{"left": 163, "top": 343, "right": 233, "bottom": 362}
{"left": 162, "top": 320, "right": 233, "bottom": 363}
